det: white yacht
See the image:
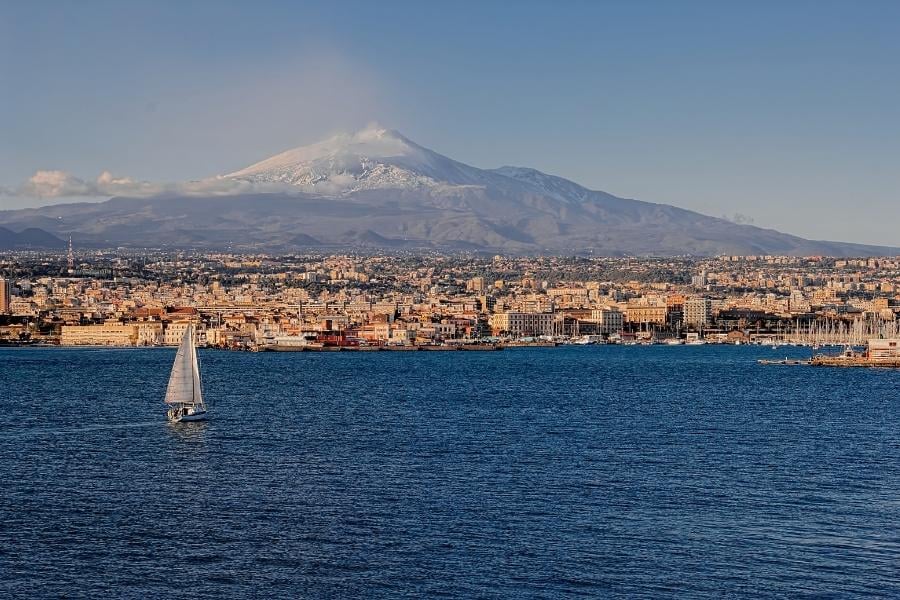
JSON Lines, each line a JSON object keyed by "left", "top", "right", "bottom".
{"left": 164, "top": 325, "right": 208, "bottom": 422}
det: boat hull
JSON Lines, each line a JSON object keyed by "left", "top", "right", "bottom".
{"left": 167, "top": 407, "right": 208, "bottom": 423}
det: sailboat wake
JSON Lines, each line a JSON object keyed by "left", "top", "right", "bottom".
{"left": 0, "top": 420, "right": 162, "bottom": 440}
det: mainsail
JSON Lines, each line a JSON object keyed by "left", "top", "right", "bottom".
{"left": 164, "top": 325, "right": 203, "bottom": 405}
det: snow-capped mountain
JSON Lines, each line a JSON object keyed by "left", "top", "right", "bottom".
{"left": 223, "top": 125, "right": 611, "bottom": 204}
{"left": 225, "top": 125, "right": 494, "bottom": 194}
{"left": 1, "top": 126, "right": 897, "bottom": 256}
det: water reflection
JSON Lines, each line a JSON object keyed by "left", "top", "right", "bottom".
{"left": 166, "top": 419, "right": 210, "bottom": 444}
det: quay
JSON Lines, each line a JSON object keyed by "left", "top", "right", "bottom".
{"left": 760, "top": 338, "right": 900, "bottom": 368}
{"left": 757, "top": 358, "right": 811, "bottom": 366}
{"left": 810, "top": 356, "right": 900, "bottom": 368}
{"left": 259, "top": 343, "right": 504, "bottom": 352}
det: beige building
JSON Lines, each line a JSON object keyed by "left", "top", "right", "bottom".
{"left": 163, "top": 321, "right": 201, "bottom": 345}
{"left": 867, "top": 339, "right": 900, "bottom": 359}
{"left": 61, "top": 323, "right": 139, "bottom": 346}
{"left": 205, "top": 326, "right": 228, "bottom": 347}
{"left": 136, "top": 322, "right": 164, "bottom": 346}
{"left": 590, "top": 308, "right": 624, "bottom": 334}
{"left": 489, "top": 311, "right": 555, "bottom": 337}
{"left": 625, "top": 305, "right": 667, "bottom": 326}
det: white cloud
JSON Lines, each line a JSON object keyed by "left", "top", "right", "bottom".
{"left": 308, "top": 173, "right": 357, "bottom": 195}
{"left": 9, "top": 170, "right": 301, "bottom": 200}
{"left": 20, "top": 170, "right": 95, "bottom": 197}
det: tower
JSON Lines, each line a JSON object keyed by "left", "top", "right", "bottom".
{"left": 0, "top": 277, "right": 10, "bottom": 314}
{"left": 67, "top": 236, "right": 75, "bottom": 274}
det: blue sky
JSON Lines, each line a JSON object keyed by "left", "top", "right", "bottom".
{"left": 1, "top": 0, "right": 899, "bottom": 245}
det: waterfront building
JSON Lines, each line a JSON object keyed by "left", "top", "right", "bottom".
{"left": 163, "top": 321, "right": 201, "bottom": 345}
{"left": 684, "top": 297, "right": 712, "bottom": 328}
{"left": 136, "top": 322, "right": 164, "bottom": 346}
{"left": 624, "top": 304, "right": 667, "bottom": 327}
{"left": 867, "top": 339, "right": 900, "bottom": 359}
{"left": 61, "top": 323, "right": 139, "bottom": 346}
{"left": 590, "top": 308, "right": 624, "bottom": 334}
{"left": 489, "top": 311, "right": 555, "bottom": 337}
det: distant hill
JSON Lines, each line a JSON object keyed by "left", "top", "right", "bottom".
{"left": 0, "top": 226, "right": 66, "bottom": 249}
{"left": 1, "top": 125, "right": 896, "bottom": 256}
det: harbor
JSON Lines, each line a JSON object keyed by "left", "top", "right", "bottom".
{"left": 759, "top": 338, "right": 900, "bottom": 368}
{"left": 259, "top": 342, "right": 504, "bottom": 352}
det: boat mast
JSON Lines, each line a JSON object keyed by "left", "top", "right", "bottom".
{"left": 190, "top": 325, "right": 195, "bottom": 404}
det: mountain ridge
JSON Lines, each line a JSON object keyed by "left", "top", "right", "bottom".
{"left": 1, "top": 125, "right": 896, "bottom": 256}
{"left": 0, "top": 226, "right": 66, "bottom": 250}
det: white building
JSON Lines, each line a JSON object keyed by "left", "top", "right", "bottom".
{"left": 489, "top": 311, "right": 555, "bottom": 337}
{"left": 163, "top": 321, "right": 202, "bottom": 345}
{"left": 590, "top": 308, "right": 624, "bottom": 334}
{"left": 684, "top": 297, "right": 712, "bottom": 328}
{"left": 136, "top": 322, "right": 164, "bottom": 346}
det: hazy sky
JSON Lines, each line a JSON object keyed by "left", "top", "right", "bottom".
{"left": 2, "top": 1, "right": 899, "bottom": 245}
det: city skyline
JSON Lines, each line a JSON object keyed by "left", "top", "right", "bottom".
{"left": 2, "top": 1, "right": 900, "bottom": 246}
{"left": 4, "top": 249, "right": 900, "bottom": 350}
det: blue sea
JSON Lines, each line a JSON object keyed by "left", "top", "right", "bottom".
{"left": 1, "top": 345, "right": 899, "bottom": 598}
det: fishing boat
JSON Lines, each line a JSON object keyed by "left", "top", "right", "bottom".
{"left": 164, "top": 325, "right": 208, "bottom": 422}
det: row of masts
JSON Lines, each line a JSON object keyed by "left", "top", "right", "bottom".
{"left": 785, "top": 316, "right": 900, "bottom": 346}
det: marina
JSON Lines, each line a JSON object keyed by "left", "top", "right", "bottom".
{"left": 759, "top": 338, "right": 900, "bottom": 368}
{"left": 260, "top": 343, "right": 504, "bottom": 351}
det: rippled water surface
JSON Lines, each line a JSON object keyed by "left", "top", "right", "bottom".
{"left": 2, "top": 345, "right": 900, "bottom": 598}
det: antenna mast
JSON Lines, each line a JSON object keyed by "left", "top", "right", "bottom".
{"left": 67, "top": 236, "right": 75, "bottom": 274}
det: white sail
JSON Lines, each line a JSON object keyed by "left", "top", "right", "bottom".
{"left": 190, "top": 331, "right": 203, "bottom": 405}
{"left": 165, "top": 326, "right": 201, "bottom": 405}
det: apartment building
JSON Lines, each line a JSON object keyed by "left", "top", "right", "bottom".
{"left": 489, "top": 311, "right": 555, "bottom": 337}
{"left": 684, "top": 297, "right": 713, "bottom": 328}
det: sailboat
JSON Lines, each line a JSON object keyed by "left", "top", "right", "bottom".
{"left": 164, "top": 325, "right": 208, "bottom": 423}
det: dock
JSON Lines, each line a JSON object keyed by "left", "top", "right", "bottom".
{"left": 260, "top": 343, "right": 504, "bottom": 352}
{"left": 810, "top": 356, "right": 900, "bottom": 368}
{"left": 757, "top": 358, "right": 811, "bottom": 366}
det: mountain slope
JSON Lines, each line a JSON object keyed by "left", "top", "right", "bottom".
{"left": 1, "top": 126, "right": 896, "bottom": 256}
{"left": 0, "top": 226, "right": 66, "bottom": 249}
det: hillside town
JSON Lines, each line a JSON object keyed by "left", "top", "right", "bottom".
{"left": 2, "top": 249, "right": 900, "bottom": 349}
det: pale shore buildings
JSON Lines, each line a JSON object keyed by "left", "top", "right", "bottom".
{"left": 591, "top": 308, "right": 624, "bottom": 334}
{"left": 61, "top": 323, "right": 139, "bottom": 346}
{"left": 3, "top": 251, "right": 900, "bottom": 347}
{"left": 489, "top": 312, "right": 556, "bottom": 337}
